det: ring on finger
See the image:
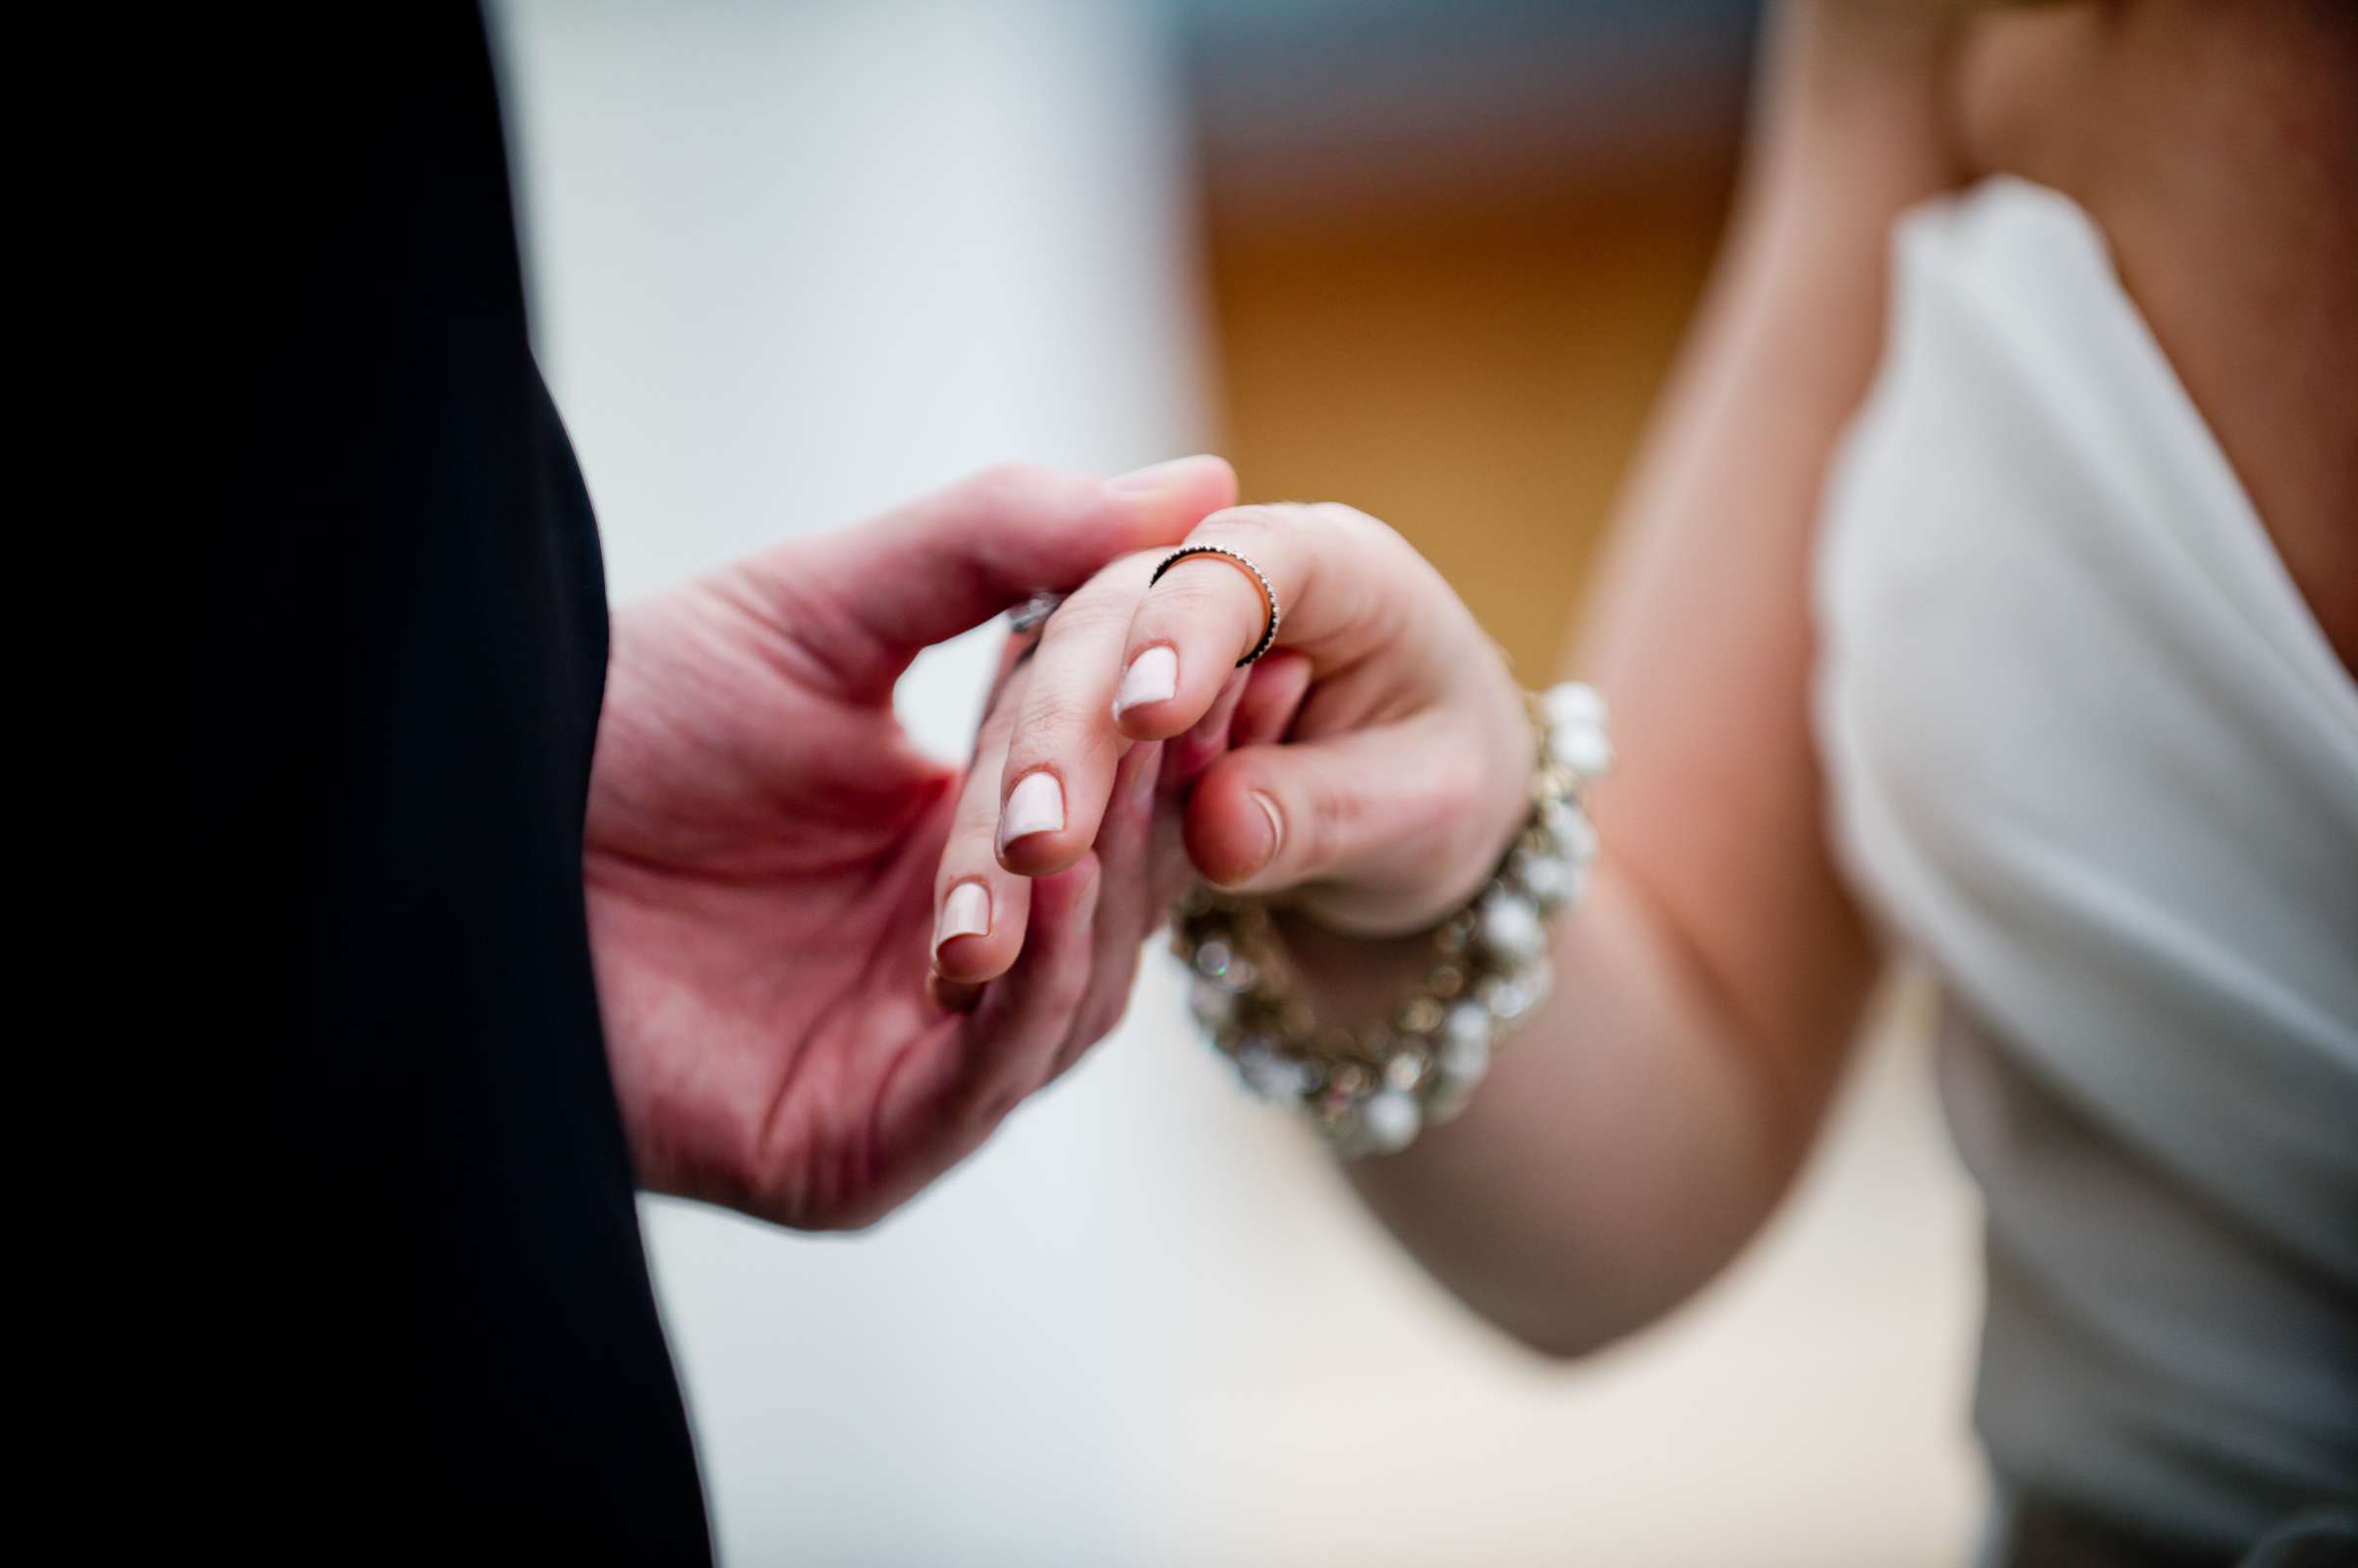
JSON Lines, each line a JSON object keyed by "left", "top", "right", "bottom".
{"left": 1148, "top": 544, "right": 1282, "bottom": 666}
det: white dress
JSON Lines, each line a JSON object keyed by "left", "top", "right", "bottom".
{"left": 1815, "top": 176, "right": 2358, "bottom": 1553}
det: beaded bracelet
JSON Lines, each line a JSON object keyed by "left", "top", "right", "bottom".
{"left": 1172, "top": 683, "right": 1610, "bottom": 1155}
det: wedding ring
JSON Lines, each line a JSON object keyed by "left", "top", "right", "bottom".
{"left": 1149, "top": 544, "right": 1282, "bottom": 666}
{"left": 1006, "top": 589, "right": 1066, "bottom": 635}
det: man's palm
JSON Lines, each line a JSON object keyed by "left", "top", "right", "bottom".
{"left": 580, "top": 463, "right": 1235, "bottom": 1227}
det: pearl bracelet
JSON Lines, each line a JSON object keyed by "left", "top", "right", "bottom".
{"left": 1172, "top": 682, "right": 1610, "bottom": 1156}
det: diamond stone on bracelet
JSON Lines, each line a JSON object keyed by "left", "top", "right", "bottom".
{"left": 1171, "top": 681, "right": 1608, "bottom": 1156}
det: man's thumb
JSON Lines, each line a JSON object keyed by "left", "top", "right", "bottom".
{"left": 766, "top": 457, "right": 1236, "bottom": 700}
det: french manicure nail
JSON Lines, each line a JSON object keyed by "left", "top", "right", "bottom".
{"left": 999, "top": 771, "right": 1066, "bottom": 849}
{"left": 934, "top": 881, "right": 991, "bottom": 952}
{"left": 1113, "top": 645, "right": 1179, "bottom": 716}
{"left": 1105, "top": 454, "right": 1212, "bottom": 495}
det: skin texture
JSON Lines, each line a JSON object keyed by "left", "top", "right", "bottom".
{"left": 1947, "top": 0, "right": 2356, "bottom": 672}
{"left": 984, "top": 502, "right": 1533, "bottom": 939}
{"left": 964, "top": 0, "right": 2352, "bottom": 1354}
{"left": 582, "top": 459, "right": 1238, "bottom": 1230}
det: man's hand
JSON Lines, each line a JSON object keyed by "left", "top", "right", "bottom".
{"left": 583, "top": 458, "right": 1235, "bottom": 1229}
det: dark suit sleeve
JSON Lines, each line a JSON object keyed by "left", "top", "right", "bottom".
{"left": 170, "top": 6, "right": 711, "bottom": 1559}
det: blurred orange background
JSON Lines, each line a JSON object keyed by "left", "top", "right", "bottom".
{"left": 1189, "top": 0, "right": 1751, "bottom": 672}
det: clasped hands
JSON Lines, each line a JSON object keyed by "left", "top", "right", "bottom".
{"left": 585, "top": 457, "right": 1529, "bottom": 1230}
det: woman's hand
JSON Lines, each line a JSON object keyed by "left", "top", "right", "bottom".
{"left": 926, "top": 501, "right": 1533, "bottom": 968}
{"left": 583, "top": 458, "right": 1238, "bottom": 1231}
{"left": 923, "top": 620, "right": 1294, "bottom": 999}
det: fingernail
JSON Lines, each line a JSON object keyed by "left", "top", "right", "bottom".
{"left": 1246, "top": 791, "right": 1282, "bottom": 874}
{"left": 1105, "top": 454, "right": 1213, "bottom": 495}
{"left": 1113, "top": 645, "right": 1179, "bottom": 716}
{"left": 998, "top": 771, "right": 1065, "bottom": 849}
{"left": 934, "top": 881, "right": 991, "bottom": 952}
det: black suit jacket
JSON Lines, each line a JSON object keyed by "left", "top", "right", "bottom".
{"left": 169, "top": 5, "right": 710, "bottom": 1558}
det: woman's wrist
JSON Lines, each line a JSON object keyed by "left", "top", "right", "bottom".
{"left": 1176, "top": 682, "right": 1609, "bottom": 1153}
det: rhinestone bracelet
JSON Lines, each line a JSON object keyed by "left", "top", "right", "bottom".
{"left": 1173, "top": 683, "right": 1610, "bottom": 1156}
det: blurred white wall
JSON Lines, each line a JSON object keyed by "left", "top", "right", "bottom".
{"left": 496, "top": 3, "right": 1986, "bottom": 1563}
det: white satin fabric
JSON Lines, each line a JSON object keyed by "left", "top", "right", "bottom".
{"left": 1815, "top": 176, "right": 2358, "bottom": 1551}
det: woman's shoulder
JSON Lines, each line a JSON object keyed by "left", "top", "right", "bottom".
{"left": 1942, "top": 0, "right": 2358, "bottom": 670}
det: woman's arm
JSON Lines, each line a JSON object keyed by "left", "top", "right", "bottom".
{"left": 1338, "top": 0, "right": 1968, "bottom": 1355}
{"left": 930, "top": 1, "right": 1973, "bottom": 1358}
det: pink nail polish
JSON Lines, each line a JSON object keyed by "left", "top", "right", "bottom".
{"left": 998, "top": 771, "right": 1065, "bottom": 849}
{"left": 1113, "top": 645, "right": 1179, "bottom": 716}
{"left": 934, "top": 882, "right": 990, "bottom": 951}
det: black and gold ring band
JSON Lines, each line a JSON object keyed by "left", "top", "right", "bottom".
{"left": 1148, "top": 544, "right": 1283, "bottom": 666}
